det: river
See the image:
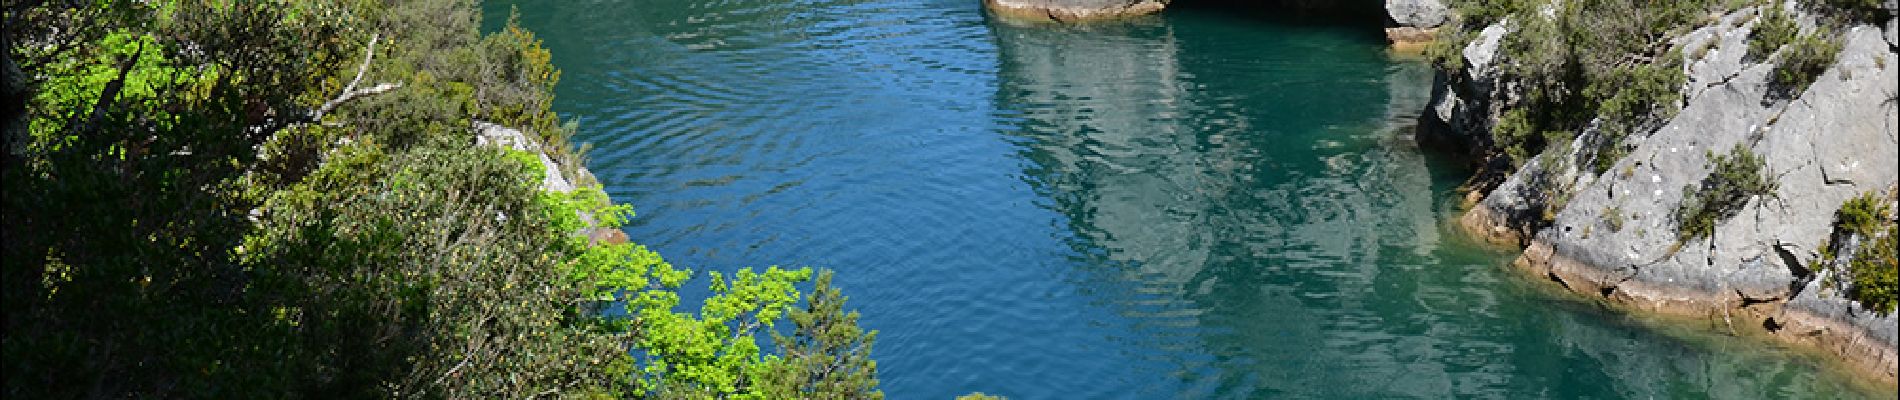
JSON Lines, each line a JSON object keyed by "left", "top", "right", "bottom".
{"left": 483, "top": 1, "right": 1888, "bottom": 397}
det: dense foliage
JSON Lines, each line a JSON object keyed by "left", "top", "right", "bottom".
{"left": 1816, "top": 192, "right": 1899, "bottom": 315}
{"left": 3, "top": 0, "right": 879, "bottom": 397}
{"left": 1768, "top": 31, "right": 1843, "bottom": 98}
{"left": 1432, "top": 0, "right": 1708, "bottom": 172}
{"left": 1673, "top": 144, "right": 1778, "bottom": 243}
{"left": 1749, "top": 4, "right": 1799, "bottom": 61}
{"left": 1430, "top": 0, "right": 1879, "bottom": 178}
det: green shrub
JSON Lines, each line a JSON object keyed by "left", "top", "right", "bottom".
{"left": 1456, "top": 0, "right": 1716, "bottom": 170}
{"left": 1748, "top": 5, "right": 1798, "bottom": 61}
{"left": 1844, "top": 225, "right": 1899, "bottom": 314}
{"left": 1818, "top": 192, "right": 1898, "bottom": 314}
{"left": 1424, "top": 28, "right": 1471, "bottom": 71}
{"left": 1586, "top": 59, "right": 1686, "bottom": 173}
{"left": 1673, "top": 144, "right": 1777, "bottom": 242}
{"left": 1769, "top": 32, "right": 1842, "bottom": 98}
{"left": 1837, "top": 192, "right": 1893, "bottom": 236}
{"left": 1428, "top": 0, "right": 1536, "bottom": 70}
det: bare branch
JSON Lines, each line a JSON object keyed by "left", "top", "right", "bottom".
{"left": 312, "top": 33, "right": 400, "bottom": 120}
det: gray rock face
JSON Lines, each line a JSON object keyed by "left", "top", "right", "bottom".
{"left": 1419, "top": 20, "right": 1512, "bottom": 164}
{"left": 1451, "top": 7, "right": 1900, "bottom": 381}
{"left": 983, "top": 0, "right": 1168, "bottom": 22}
{"left": 1386, "top": 0, "right": 1450, "bottom": 28}
{"left": 474, "top": 121, "right": 577, "bottom": 194}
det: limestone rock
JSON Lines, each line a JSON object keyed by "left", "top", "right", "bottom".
{"left": 474, "top": 121, "right": 576, "bottom": 193}
{"left": 1418, "top": 20, "right": 1511, "bottom": 158}
{"left": 983, "top": 0, "right": 1167, "bottom": 22}
{"left": 1460, "top": 8, "right": 1899, "bottom": 380}
{"left": 1386, "top": 0, "right": 1449, "bottom": 28}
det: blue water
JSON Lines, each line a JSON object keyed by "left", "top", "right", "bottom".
{"left": 483, "top": 1, "right": 1889, "bottom": 397}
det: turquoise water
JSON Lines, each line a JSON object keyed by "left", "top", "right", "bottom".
{"left": 483, "top": 1, "right": 1889, "bottom": 398}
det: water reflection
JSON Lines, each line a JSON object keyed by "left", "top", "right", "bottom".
{"left": 484, "top": 1, "right": 1887, "bottom": 397}
{"left": 987, "top": 11, "right": 1877, "bottom": 398}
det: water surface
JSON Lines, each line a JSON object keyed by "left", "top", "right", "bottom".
{"left": 483, "top": 1, "right": 1889, "bottom": 398}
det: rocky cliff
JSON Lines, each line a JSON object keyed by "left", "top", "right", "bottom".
{"left": 1428, "top": 3, "right": 1900, "bottom": 384}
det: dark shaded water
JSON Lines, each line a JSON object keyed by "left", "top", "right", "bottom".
{"left": 483, "top": 1, "right": 1889, "bottom": 398}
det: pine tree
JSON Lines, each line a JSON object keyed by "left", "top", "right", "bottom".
{"left": 760, "top": 270, "right": 884, "bottom": 399}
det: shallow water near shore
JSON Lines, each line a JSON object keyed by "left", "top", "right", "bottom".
{"left": 483, "top": 1, "right": 1892, "bottom": 397}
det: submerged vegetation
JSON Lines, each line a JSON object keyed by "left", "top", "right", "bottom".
{"left": 3, "top": 0, "right": 879, "bottom": 397}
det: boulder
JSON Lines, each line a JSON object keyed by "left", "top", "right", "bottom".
{"left": 1386, "top": 0, "right": 1449, "bottom": 28}
{"left": 1384, "top": 0, "right": 1451, "bottom": 47}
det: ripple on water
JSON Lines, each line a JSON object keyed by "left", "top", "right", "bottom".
{"left": 486, "top": 1, "right": 1894, "bottom": 398}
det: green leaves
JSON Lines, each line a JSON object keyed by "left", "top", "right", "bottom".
{"left": 622, "top": 266, "right": 814, "bottom": 397}
{"left": 1818, "top": 192, "right": 1899, "bottom": 315}
{"left": 5, "top": 1, "right": 885, "bottom": 397}
{"left": 760, "top": 271, "right": 884, "bottom": 400}
{"left": 1674, "top": 144, "right": 1777, "bottom": 243}
{"left": 1768, "top": 32, "right": 1842, "bottom": 98}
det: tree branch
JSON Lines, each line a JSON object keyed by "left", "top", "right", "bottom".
{"left": 68, "top": 38, "right": 142, "bottom": 135}
{"left": 312, "top": 33, "right": 400, "bottom": 121}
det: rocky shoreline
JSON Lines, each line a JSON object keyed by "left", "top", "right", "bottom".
{"left": 982, "top": 0, "right": 1167, "bottom": 22}
{"left": 985, "top": 0, "right": 1900, "bottom": 386}
{"left": 1432, "top": 4, "right": 1899, "bottom": 384}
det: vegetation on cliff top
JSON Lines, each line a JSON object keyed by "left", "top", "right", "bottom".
{"left": 1427, "top": 0, "right": 1884, "bottom": 229}
{"left": 1430, "top": 0, "right": 1887, "bottom": 174}
{"left": 1430, "top": 0, "right": 1711, "bottom": 174}
{"left": 3, "top": 0, "right": 880, "bottom": 397}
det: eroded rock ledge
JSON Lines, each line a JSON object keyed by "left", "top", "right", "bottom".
{"left": 1429, "top": 5, "right": 1900, "bottom": 385}
{"left": 982, "top": 0, "right": 1168, "bottom": 22}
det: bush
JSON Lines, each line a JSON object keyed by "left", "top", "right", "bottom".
{"left": 1585, "top": 58, "right": 1686, "bottom": 173}
{"left": 1769, "top": 32, "right": 1842, "bottom": 98}
{"left": 1604, "top": 206, "right": 1627, "bottom": 232}
{"left": 1748, "top": 5, "right": 1798, "bottom": 61}
{"left": 1459, "top": 0, "right": 1712, "bottom": 169}
{"left": 1817, "top": 192, "right": 1898, "bottom": 314}
{"left": 1673, "top": 144, "right": 1777, "bottom": 243}
{"left": 1844, "top": 225, "right": 1899, "bottom": 314}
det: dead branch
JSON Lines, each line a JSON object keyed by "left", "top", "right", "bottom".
{"left": 312, "top": 33, "right": 401, "bottom": 121}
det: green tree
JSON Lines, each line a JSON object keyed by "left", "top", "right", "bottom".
{"left": 4, "top": 0, "right": 884, "bottom": 397}
{"left": 758, "top": 271, "right": 884, "bottom": 399}
{"left": 1674, "top": 144, "right": 1778, "bottom": 243}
